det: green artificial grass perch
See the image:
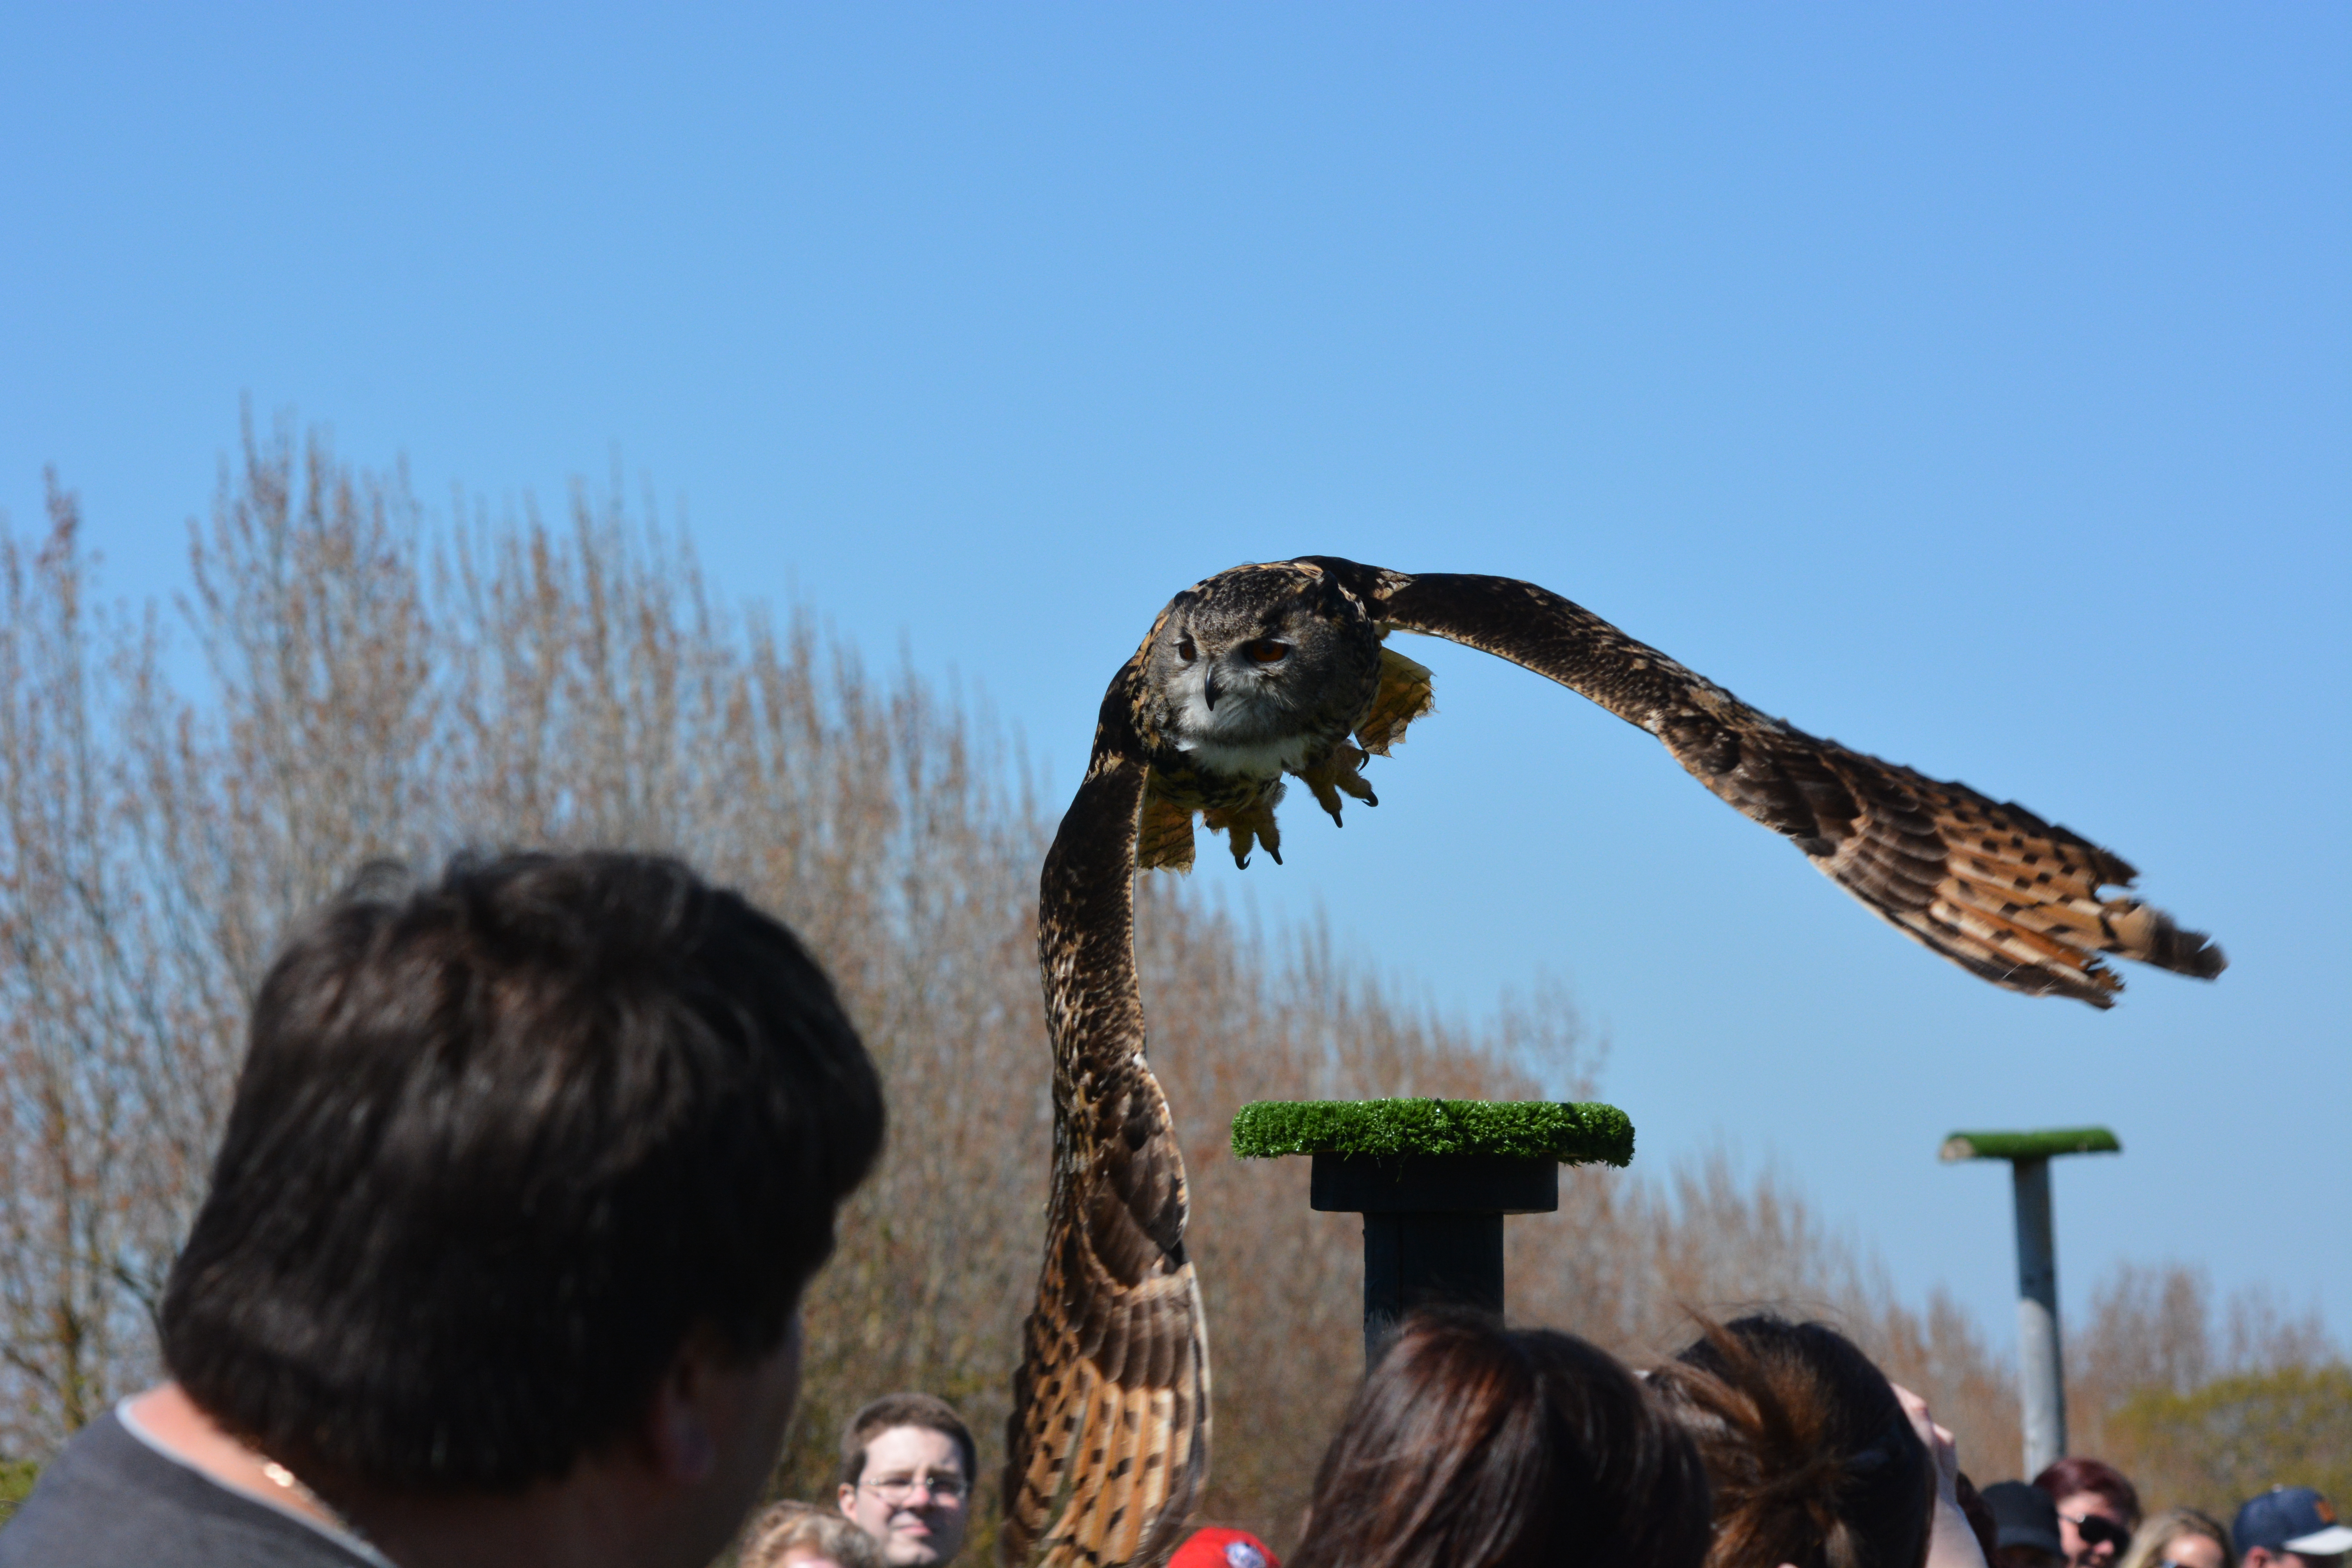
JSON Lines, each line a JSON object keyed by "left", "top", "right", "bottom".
{"left": 1938, "top": 1127, "right": 2122, "bottom": 1162}
{"left": 1230, "top": 1098, "right": 1634, "bottom": 1167}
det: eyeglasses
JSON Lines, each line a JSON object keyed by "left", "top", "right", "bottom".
{"left": 2062, "top": 1514, "right": 2133, "bottom": 1552}
{"left": 861, "top": 1472, "right": 970, "bottom": 1505}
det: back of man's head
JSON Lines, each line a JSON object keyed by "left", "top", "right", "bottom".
{"left": 159, "top": 851, "right": 885, "bottom": 1493}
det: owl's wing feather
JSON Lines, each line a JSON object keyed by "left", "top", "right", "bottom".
{"left": 1304, "top": 563, "right": 2224, "bottom": 1007}
{"left": 1004, "top": 652, "right": 1209, "bottom": 1568}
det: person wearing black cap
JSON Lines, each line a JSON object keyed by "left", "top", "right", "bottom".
{"left": 1985, "top": 1481, "right": 2068, "bottom": 1568}
{"left": 2234, "top": 1488, "right": 2352, "bottom": 1568}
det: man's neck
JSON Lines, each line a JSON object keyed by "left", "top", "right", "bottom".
{"left": 121, "top": 1383, "right": 677, "bottom": 1568}
{"left": 124, "top": 1383, "right": 358, "bottom": 1539}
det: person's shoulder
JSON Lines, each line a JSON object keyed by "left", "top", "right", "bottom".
{"left": 0, "top": 1408, "right": 379, "bottom": 1568}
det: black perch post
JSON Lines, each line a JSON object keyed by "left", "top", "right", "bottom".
{"left": 1230, "top": 1097, "right": 1636, "bottom": 1368}
{"left": 1312, "top": 1151, "right": 1559, "bottom": 1364}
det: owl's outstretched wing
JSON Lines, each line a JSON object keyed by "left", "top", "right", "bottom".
{"left": 1303, "top": 560, "right": 2224, "bottom": 1008}
{"left": 1004, "top": 655, "right": 1209, "bottom": 1568}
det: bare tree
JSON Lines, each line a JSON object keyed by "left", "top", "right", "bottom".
{"left": 1, "top": 417, "right": 2339, "bottom": 1551}
{"left": 0, "top": 476, "right": 222, "bottom": 1451}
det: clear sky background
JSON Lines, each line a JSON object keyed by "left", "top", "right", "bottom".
{"left": 4, "top": 7, "right": 2346, "bottom": 1350}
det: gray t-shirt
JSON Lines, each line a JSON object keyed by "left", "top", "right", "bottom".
{"left": 0, "top": 1407, "right": 388, "bottom": 1567}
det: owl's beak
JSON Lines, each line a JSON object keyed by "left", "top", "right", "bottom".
{"left": 1203, "top": 671, "right": 1224, "bottom": 710}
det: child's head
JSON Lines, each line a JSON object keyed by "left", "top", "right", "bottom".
{"left": 745, "top": 1500, "right": 887, "bottom": 1568}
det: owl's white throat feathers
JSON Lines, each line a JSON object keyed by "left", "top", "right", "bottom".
{"left": 1160, "top": 660, "right": 1318, "bottom": 779}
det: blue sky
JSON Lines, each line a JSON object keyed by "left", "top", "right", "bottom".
{"left": 4, "top": 5, "right": 2346, "bottom": 1352}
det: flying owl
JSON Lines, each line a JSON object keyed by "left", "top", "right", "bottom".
{"left": 1002, "top": 556, "right": 2223, "bottom": 1568}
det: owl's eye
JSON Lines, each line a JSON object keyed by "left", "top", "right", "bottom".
{"left": 1243, "top": 639, "right": 1289, "bottom": 664}
{"left": 1176, "top": 636, "right": 1197, "bottom": 663}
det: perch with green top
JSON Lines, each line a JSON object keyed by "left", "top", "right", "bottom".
{"left": 1940, "top": 1124, "right": 2123, "bottom": 1478}
{"left": 1235, "top": 1098, "right": 1634, "bottom": 1363}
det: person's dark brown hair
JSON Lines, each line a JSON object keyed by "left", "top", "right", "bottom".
{"left": 838, "top": 1392, "right": 978, "bottom": 1488}
{"left": 1646, "top": 1315, "right": 1935, "bottom": 1568}
{"left": 2032, "top": 1459, "right": 2142, "bottom": 1531}
{"left": 1286, "top": 1309, "right": 1710, "bottom": 1568}
{"left": 159, "top": 851, "right": 885, "bottom": 1492}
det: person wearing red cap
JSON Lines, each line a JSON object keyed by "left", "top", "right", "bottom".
{"left": 1172, "top": 1526, "right": 1280, "bottom": 1568}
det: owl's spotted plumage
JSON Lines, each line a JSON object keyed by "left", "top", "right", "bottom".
{"left": 1003, "top": 555, "right": 2223, "bottom": 1568}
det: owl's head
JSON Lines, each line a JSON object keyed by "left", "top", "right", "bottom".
{"left": 1141, "top": 563, "right": 1381, "bottom": 773}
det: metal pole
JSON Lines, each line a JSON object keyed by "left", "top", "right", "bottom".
{"left": 2011, "top": 1156, "right": 2067, "bottom": 1475}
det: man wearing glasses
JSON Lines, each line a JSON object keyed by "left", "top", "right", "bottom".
{"left": 837, "top": 1394, "right": 976, "bottom": 1566}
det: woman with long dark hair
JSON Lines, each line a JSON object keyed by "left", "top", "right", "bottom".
{"left": 1646, "top": 1316, "right": 1950, "bottom": 1568}
{"left": 1288, "top": 1311, "right": 1711, "bottom": 1568}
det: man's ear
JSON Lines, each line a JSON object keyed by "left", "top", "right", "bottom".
{"left": 646, "top": 1333, "right": 724, "bottom": 1485}
{"left": 838, "top": 1481, "right": 859, "bottom": 1519}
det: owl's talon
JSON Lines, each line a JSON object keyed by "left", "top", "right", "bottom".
{"left": 1297, "top": 742, "right": 1377, "bottom": 829}
{"left": 1203, "top": 791, "right": 1282, "bottom": 869}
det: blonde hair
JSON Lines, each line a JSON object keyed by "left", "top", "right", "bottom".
{"left": 2118, "top": 1510, "right": 2235, "bottom": 1568}
{"left": 743, "top": 1500, "right": 886, "bottom": 1568}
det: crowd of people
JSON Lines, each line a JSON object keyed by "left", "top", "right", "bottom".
{"left": 739, "top": 1327, "right": 2343, "bottom": 1568}
{"left": 0, "top": 853, "right": 2337, "bottom": 1568}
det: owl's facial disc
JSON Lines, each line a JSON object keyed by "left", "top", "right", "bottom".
{"left": 1152, "top": 617, "right": 1321, "bottom": 777}
{"left": 1203, "top": 639, "right": 1290, "bottom": 708}
{"left": 1144, "top": 563, "right": 1379, "bottom": 781}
